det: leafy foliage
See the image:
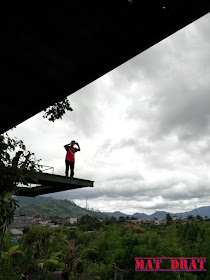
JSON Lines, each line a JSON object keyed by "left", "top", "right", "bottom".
{"left": 43, "top": 97, "right": 73, "bottom": 122}
{"left": 79, "top": 215, "right": 102, "bottom": 231}
{"left": 1, "top": 220, "right": 210, "bottom": 279}
{"left": 0, "top": 134, "right": 41, "bottom": 194}
{"left": 166, "top": 213, "right": 173, "bottom": 226}
{"left": 0, "top": 134, "right": 41, "bottom": 257}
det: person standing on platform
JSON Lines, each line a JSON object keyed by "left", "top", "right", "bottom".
{"left": 64, "top": 140, "right": 80, "bottom": 177}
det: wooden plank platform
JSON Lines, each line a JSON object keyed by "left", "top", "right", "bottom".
{"left": 16, "top": 172, "right": 94, "bottom": 197}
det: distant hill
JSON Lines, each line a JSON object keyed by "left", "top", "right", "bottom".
{"left": 149, "top": 211, "right": 169, "bottom": 219}
{"left": 105, "top": 211, "right": 168, "bottom": 219}
{"left": 174, "top": 206, "right": 210, "bottom": 218}
{"left": 14, "top": 196, "right": 210, "bottom": 219}
{"left": 132, "top": 213, "right": 148, "bottom": 218}
{"left": 105, "top": 207, "right": 210, "bottom": 219}
{"left": 149, "top": 207, "right": 210, "bottom": 219}
{"left": 14, "top": 196, "right": 107, "bottom": 219}
{"left": 104, "top": 211, "right": 129, "bottom": 218}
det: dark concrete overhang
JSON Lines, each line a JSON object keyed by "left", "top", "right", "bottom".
{"left": 1, "top": 1, "right": 210, "bottom": 133}
{"left": 16, "top": 172, "right": 94, "bottom": 197}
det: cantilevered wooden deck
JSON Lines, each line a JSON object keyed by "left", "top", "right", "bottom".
{"left": 16, "top": 172, "right": 94, "bottom": 197}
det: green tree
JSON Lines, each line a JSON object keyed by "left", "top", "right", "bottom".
{"left": 43, "top": 97, "right": 73, "bottom": 122}
{"left": 187, "top": 215, "right": 194, "bottom": 222}
{"left": 196, "top": 215, "right": 203, "bottom": 222}
{"left": 80, "top": 215, "right": 101, "bottom": 231}
{"left": 0, "top": 134, "right": 41, "bottom": 257}
{"left": 166, "top": 213, "right": 173, "bottom": 226}
{"left": 61, "top": 239, "right": 81, "bottom": 278}
{"left": 118, "top": 216, "right": 126, "bottom": 223}
{"left": 105, "top": 216, "right": 117, "bottom": 225}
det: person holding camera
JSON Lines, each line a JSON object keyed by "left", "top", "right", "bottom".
{"left": 64, "top": 140, "right": 80, "bottom": 177}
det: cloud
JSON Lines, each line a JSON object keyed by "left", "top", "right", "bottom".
{"left": 109, "top": 14, "right": 210, "bottom": 143}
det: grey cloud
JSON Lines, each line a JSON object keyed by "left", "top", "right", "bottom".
{"left": 125, "top": 61, "right": 210, "bottom": 142}
{"left": 105, "top": 173, "right": 144, "bottom": 182}
{"left": 96, "top": 139, "right": 112, "bottom": 156}
{"left": 143, "top": 202, "right": 172, "bottom": 211}
{"left": 110, "top": 14, "right": 210, "bottom": 144}
{"left": 63, "top": 84, "right": 104, "bottom": 137}
{"left": 118, "top": 138, "right": 152, "bottom": 154}
{"left": 117, "top": 138, "right": 139, "bottom": 148}
{"left": 158, "top": 179, "right": 210, "bottom": 200}
{"left": 156, "top": 84, "right": 210, "bottom": 139}
{"left": 49, "top": 165, "right": 210, "bottom": 204}
{"left": 102, "top": 138, "right": 152, "bottom": 155}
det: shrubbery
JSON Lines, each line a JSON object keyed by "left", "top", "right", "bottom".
{"left": 0, "top": 220, "right": 210, "bottom": 279}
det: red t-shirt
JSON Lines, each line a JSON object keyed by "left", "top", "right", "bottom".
{"left": 65, "top": 146, "right": 79, "bottom": 162}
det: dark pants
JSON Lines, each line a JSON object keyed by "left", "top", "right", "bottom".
{"left": 65, "top": 160, "right": 75, "bottom": 177}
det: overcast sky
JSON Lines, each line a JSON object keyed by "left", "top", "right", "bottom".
{"left": 9, "top": 13, "right": 210, "bottom": 215}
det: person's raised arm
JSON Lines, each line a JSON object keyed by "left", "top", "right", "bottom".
{"left": 75, "top": 142, "right": 81, "bottom": 151}
{"left": 64, "top": 143, "right": 70, "bottom": 150}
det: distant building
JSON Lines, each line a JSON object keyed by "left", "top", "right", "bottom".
{"left": 10, "top": 215, "right": 33, "bottom": 229}
{"left": 38, "top": 221, "right": 54, "bottom": 227}
{"left": 172, "top": 216, "right": 184, "bottom": 223}
{"left": 131, "top": 217, "right": 153, "bottom": 224}
{"left": 172, "top": 216, "right": 180, "bottom": 222}
{"left": 154, "top": 218, "right": 167, "bottom": 225}
{"left": 70, "top": 218, "right": 78, "bottom": 225}
{"left": 10, "top": 228, "right": 23, "bottom": 242}
{"left": 10, "top": 228, "right": 23, "bottom": 236}
{"left": 49, "top": 217, "right": 65, "bottom": 224}
{"left": 33, "top": 217, "right": 42, "bottom": 225}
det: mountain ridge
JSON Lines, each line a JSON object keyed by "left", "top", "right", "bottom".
{"left": 105, "top": 207, "right": 210, "bottom": 219}
{"left": 14, "top": 196, "right": 210, "bottom": 219}
{"left": 14, "top": 196, "right": 107, "bottom": 219}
